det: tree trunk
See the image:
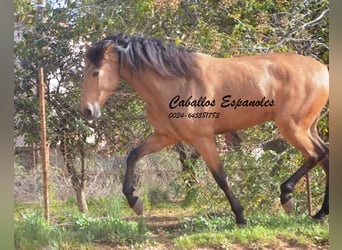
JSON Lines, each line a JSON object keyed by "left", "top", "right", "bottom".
{"left": 66, "top": 154, "right": 89, "bottom": 214}
{"left": 60, "top": 138, "right": 89, "bottom": 214}
{"left": 75, "top": 186, "right": 88, "bottom": 214}
{"left": 78, "top": 148, "right": 89, "bottom": 214}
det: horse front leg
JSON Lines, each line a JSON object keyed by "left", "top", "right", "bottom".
{"left": 123, "top": 145, "right": 144, "bottom": 214}
{"left": 122, "top": 133, "right": 177, "bottom": 215}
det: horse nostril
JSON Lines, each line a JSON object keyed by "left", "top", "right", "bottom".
{"left": 82, "top": 102, "right": 101, "bottom": 120}
{"left": 83, "top": 108, "right": 92, "bottom": 119}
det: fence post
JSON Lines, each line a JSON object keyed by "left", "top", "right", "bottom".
{"left": 39, "top": 67, "right": 49, "bottom": 223}
{"left": 305, "top": 172, "right": 312, "bottom": 216}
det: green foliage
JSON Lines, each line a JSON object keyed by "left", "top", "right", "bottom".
{"left": 86, "top": 196, "right": 124, "bottom": 218}
{"left": 69, "top": 213, "right": 147, "bottom": 244}
{"left": 14, "top": 212, "right": 51, "bottom": 250}
{"left": 145, "top": 182, "right": 171, "bottom": 206}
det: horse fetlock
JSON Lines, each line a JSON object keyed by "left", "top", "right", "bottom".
{"left": 312, "top": 211, "right": 327, "bottom": 221}
{"left": 132, "top": 198, "right": 144, "bottom": 215}
{"left": 236, "top": 214, "right": 247, "bottom": 226}
{"left": 122, "top": 184, "right": 135, "bottom": 196}
{"left": 232, "top": 205, "right": 244, "bottom": 217}
{"left": 280, "top": 182, "right": 293, "bottom": 194}
{"left": 123, "top": 190, "right": 139, "bottom": 210}
{"left": 282, "top": 197, "right": 295, "bottom": 214}
{"left": 232, "top": 205, "right": 246, "bottom": 225}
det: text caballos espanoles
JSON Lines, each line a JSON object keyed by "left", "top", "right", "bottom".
{"left": 169, "top": 95, "right": 275, "bottom": 110}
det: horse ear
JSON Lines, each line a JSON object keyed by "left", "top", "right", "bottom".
{"left": 104, "top": 44, "right": 113, "bottom": 57}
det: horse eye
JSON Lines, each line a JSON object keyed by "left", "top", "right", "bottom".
{"left": 92, "top": 70, "right": 99, "bottom": 77}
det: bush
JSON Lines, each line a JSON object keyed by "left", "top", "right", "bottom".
{"left": 146, "top": 182, "right": 170, "bottom": 206}
{"left": 70, "top": 213, "right": 147, "bottom": 244}
{"left": 14, "top": 212, "right": 51, "bottom": 250}
{"left": 87, "top": 196, "right": 124, "bottom": 218}
{"left": 172, "top": 138, "right": 325, "bottom": 218}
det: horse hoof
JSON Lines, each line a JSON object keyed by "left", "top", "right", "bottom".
{"left": 132, "top": 198, "right": 144, "bottom": 215}
{"left": 282, "top": 198, "right": 295, "bottom": 213}
{"left": 237, "top": 221, "right": 247, "bottom": 228}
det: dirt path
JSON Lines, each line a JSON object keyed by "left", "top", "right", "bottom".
{"left": 145, "top": 214, "right": 182, "bottom": 249}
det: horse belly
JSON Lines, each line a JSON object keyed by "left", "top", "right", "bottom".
{"left": 213, "top": 107, "right": 275, "bottom": 134}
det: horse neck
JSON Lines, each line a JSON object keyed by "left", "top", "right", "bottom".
{"left": 120, "top": 66, "right": 184, "bottom": 104}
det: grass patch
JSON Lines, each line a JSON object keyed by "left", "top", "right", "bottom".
{"left": 15, "top": 212, "right": 147, "bottom": 249}
{"left": 14, "top": 198, "right": 328, "bottom": 249}
{"left": 174, "top": 213, "right": 329, "bottom": 249}
{"left": 14, "top": 198, "right": 148, "bottom": 250}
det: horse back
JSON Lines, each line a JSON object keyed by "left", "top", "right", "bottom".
{"left": 194, "top": 53, "right": 328, "bottom": 133}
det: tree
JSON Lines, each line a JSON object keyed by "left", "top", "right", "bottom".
{"left": 14, "top": 0, "right": 153, "bottom": 213}
{"left": 15, "top": 0, "right": 96, "bottom": 213}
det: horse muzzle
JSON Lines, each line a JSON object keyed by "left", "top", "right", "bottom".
{"left": 82, "top": 102, "right": 102, "bottom": 120}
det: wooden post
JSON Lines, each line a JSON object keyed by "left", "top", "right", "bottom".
{"left": 39, "top": 67, "right": 49, "bottom": 223}
{"left": 32, "top": 142, "right": 38, "bottom": 171}
{"left": 305, "top": 172, "right": 312, "bottom": 216}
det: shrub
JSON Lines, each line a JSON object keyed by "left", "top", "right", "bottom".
{"left": 14, "top": 212, "right": 51, "bottom": 250}
{"left": 14, "top": 210, "right": 147, "bottom": 249}
{"left": 69, "top": 213, "right": 147, "bottom": 244}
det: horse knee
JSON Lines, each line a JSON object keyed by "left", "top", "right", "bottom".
{"left": 127, "top": 147, "right": 141, "bottom": 167}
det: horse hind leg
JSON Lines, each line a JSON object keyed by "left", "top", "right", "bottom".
{"left": 191, "top": 137, "right": 246, "bottom": 225}
{"left": 310, "top": 123, "right": 329, "bottom": 219}
{"left": 312, "top": 155, "right": 329, "bottom": 220}
{"left": 276, "top": 119, "right": 327, "bottom": 215}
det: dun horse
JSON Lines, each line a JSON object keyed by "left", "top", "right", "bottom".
{"left": 81, "top": 34, "right": 329, "bottom": 225}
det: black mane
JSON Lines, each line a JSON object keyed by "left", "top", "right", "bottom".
{"left": 86, "top": 33, "right": 198, "bottom": 78}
